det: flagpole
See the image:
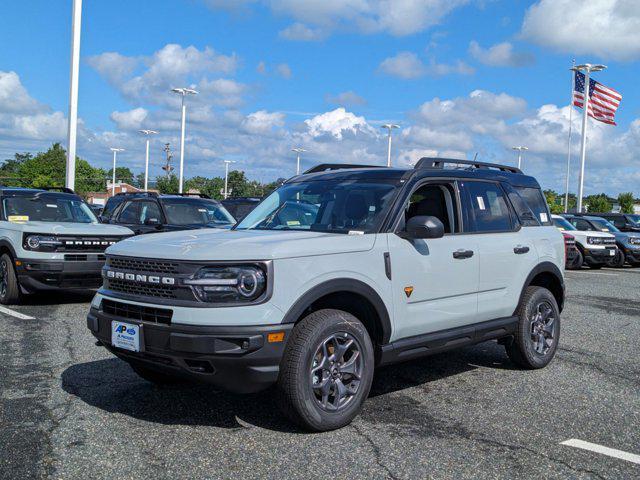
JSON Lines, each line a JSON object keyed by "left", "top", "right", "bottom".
{"left": 575, "top": 63, "right": 607, "bottom": 213}
{"left": 564, "top": 59, "right": 575, "bottom": 213}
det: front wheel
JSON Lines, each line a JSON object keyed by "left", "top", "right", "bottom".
{"left": 606, "top": 249, "right": 625, "bottom": 268}
{"left": 277, "top": 309, "right": 374, "bottom": 432}
{"left": 0, "top": 254, "right": 21, "bottom": 305}
{"left": 566, "top": 250, "right": 583, "bottom": 270}
{"left": 505, "top": 286, "right": 560, "bottom": 369}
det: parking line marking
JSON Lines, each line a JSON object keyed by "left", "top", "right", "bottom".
{"left": 0, "top": 305, "right": 35, "bottom": 320}
{"left": 565, "top": 271, "right": 618, "bottom": 276}
{"left": 561, "top": 439, "right": 640, "bottom": 465}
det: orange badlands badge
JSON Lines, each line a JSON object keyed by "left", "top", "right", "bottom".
{"left": 404, "top": 286, "right": 414, "bottom": 298}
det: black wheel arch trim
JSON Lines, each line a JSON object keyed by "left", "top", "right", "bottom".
{"left": 280, "top": 278, "right": 392, "bottom": 345}
{"left": 515, "top": 261, "right": 565, "bottom": 314}
{"left": 0, "top": 240, "right": 18, "bottom": 259}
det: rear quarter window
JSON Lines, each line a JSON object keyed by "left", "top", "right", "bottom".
{"left": 515, "top": 187, "right": 552, "bottom": 226}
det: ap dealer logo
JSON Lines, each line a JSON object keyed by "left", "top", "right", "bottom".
{"left": 115, "top": 324, "right": 136, "bottom": 336}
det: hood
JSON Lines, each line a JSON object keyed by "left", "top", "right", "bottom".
{"left": 568, "top": 230, "right": 615, "bottom": 238}
{"left": 106, "top": 228, "right": 376, "bottom": 261}
{"left": 13, "top": 221, "right": 133, "bottom": 236}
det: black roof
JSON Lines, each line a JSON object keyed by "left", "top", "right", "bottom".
{"left": 0, "top": 187, "right": 81, "bottom": 198}
{"left": 290, "top": 158, "right": 540, "bottom": 189}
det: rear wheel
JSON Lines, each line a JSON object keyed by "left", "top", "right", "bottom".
{"left": 505, "top": 286, "right": 560, "bottom": 369}
{"left": 566, "top": 250, "right": 583, "bottom": 270}
{"left": 277, "top": 309, "right": 374, "bottom": 432}
{"left": 0, "top": 254, "right": 21, "bottom": 305}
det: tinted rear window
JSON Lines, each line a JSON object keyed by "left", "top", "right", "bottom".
{"left": 515, "top": 187, "right": 551, "bottom": 226}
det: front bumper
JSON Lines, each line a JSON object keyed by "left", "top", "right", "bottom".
{"left": 17, "top": 256, "right": 105, "bottom": 291}
{"left": 622, "top": 246, "right": 640, "bottom": 263}
{"left": 583, "top": 246, "right": 617, "bottom": 264}
{"left": 87, "top": 303, "right": 293, "bottom": 393}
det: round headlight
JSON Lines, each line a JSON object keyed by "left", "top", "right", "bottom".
{"left": 27, "top": 235, "right": 40, "bottom": 249}
{"left": 238, "top": 269, "right": 265, "bottom": 298}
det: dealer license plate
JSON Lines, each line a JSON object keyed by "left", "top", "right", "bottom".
{"left": 609, "top": 249, "right": 615, "bottom": 256}
{"left": 111, "top": 321, "right": 140, "bottom": 352}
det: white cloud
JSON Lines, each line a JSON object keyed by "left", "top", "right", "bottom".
{"left": 469, "top": 41, "right": 534, "bottom": 67}
{"left": 204, "top": 0, "right": 470, "bottom": 37}
{"left": 197, "top": 78, "right": 247, "bottom": 107}
{"left": 86, "top": 52, "right": 138, "bottom": 85}
{"left": 379, "top": 52, "right": 474, "bottom": 79}
{"left": 241, "top": 110, "right": 286, "bottom": 135}
{"left": 110, "top": 108, "right": 148, "bottom": 130}
{"left": 279, "top": 22, "right": 326, "bottom": 41}
{"left": 276, "top": 63, "right": 292, "bottom": 79}
{"left": 304, "top": 108, "right": 375, "bottom": 139}
{"left": 521, "top": 0, "right": 640, "bottom": 61}
{"left": 325, "top": 91, "right": 367, "bottom": 107}
{"left": 0, "top": 71, "right": 44, "bottom": 114}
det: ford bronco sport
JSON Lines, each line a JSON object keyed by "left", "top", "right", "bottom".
{"left": 0, "top": 187, "right": 132, "bottom": 304}
{"left": 87, "top": 159, "right": 565, "bottom": 431}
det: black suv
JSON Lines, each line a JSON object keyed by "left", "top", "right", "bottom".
{"left": 581, "top": 212, "right": 640, "bottom": 233}
{"left": 101, "top": 192, "right": 236, "bottom": 235}
{"left": 220, "top": 197, "right": 261, "bottom": 222}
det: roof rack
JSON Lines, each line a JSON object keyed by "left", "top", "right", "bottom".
{"left": 172, "top": 192, "right": 211, "bottom": 199}
{"left": 415, "top": 157, "right": 522, "bottom": 174}
{"left": 303, "top": 163, "right": 384, "bottom": 175}
{"left": 38, "top": 186, "right": 77, "bottom": 194}
{"left": 114, "top": 191, "right": 159, "bottom": 197}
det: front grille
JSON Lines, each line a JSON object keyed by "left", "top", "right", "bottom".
{"left": 107, "top": 279, "right": 177, "bottom": 299}
{"left": 57, "top": 236, "right": 124, "bottom": 252}
{"left": 65, "top": 254, "right": 87, "bottom": 261}
{"left": 603, "top": 238, "right": 616, "bottom": 245}
{"left": 102, "top": 299, "right": 172, "bottom": 324}
{"left": 107, "top": 256, "right": 180, "bottom": 274}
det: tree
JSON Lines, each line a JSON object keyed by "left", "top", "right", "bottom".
{"left": 585, "top": 193, "right": 612, "bottom": 213}
{"left": 542, "top": 190, "right": 564, "bottom": 214}
{"left": 107, "top": 167, "right": 135, "bottom": 185}
{"left": 618, "top": 192, "right": 635, "bottom": 214}
{"left": 156, "top": 174, "right": 179, "bottom": 194}
{"left": 134, "top": 173, "right": 146, "bottom": 189}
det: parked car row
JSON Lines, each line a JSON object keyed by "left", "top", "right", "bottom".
{"left": 551, "top": 213, "right": 640, "bottom": 270}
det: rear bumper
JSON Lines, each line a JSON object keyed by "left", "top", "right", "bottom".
{"left": 17, "top": 257, "right": 104, "bottom": 291}
{"left": 87, "top": 305, "right": 293, "bottom": 393}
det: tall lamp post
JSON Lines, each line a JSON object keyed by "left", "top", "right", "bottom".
{"left": 381, "top": 124, "right": 399, "bottom": 167}
{"left": 110, "top": 148, "right": 124, "bottom": 196}
{"left": 223, "top": 160, "right": 235, "bottom": 199}
{"left": 65, "top": 0, "right": 83, "bottom": 190}
{"left": 575, "top": 63, "right": 607, "bottom": 212}
{"left": 171, "top": 87, "right": 198, "bottom": 194}
{"left": 139, "top": 129, "right": 158, "bottom": 191}
{"left": 512, "top": 146, "right": 528, "bottom": 170}
{"left": 291, "top": 147, "right": 306, "bottom": 175}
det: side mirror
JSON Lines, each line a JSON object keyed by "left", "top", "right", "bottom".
{"left": 144, "top": 217, "right": 160, "bottom": 226}
{"left": 405, "top": 215, "right": 445, "bottom": 239}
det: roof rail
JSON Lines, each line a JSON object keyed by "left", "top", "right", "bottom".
{"left": 114, "top": 191, "right": 159, "bottom": 197}
{"left": 38, "top": 186, "right": 77, "bottom": 194}
{"left": 415, "top": 157, "right": 522, "bottom": 174}
{"left": 303, "top": 163, "right": 384, "bottom": 174}
{"left": 172, "top": 192, "right": 211, "bottom": 199}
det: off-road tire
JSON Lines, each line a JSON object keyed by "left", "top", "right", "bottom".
{"left": 506, "top": 286, "right": 560, "bottom": 369}
{"left": 130, "top": 363, "right": 185, "bottom": 385}
{"left": 0, "top": 253, "right": 21, "bottom": 305}
{"left": 567, "top": 250, "right": 583, "bottom": 270}
{"left": 606, "top": 249, "right": 625, "bottom": 268}
{"left": 277, "top": 309, "right": 374, "bottom": 432}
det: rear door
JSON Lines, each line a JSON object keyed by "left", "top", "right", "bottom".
{"left": 387, "top": 180, "right": 479, "bottom": 340}
{"left": 459, "top": 180, "right": 539, "bottom": 322}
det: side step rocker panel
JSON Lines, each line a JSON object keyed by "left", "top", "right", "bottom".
{"left": 378, "top": 316, "right": 518, "bottom": 366}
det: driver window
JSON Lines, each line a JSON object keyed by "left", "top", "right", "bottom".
{"left": 404, "top": 182, "right": 459, "bottom": 234}
{"left": 139, "top": 201, "right": 162, "bottom": 224}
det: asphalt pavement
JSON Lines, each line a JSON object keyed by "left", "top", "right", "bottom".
{"left": 1, "top": 268, "right": 639, "bottom": 479}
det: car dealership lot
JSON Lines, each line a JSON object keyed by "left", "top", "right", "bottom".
{"left": 1, "top": 269, "right": 639, "bottom": 480}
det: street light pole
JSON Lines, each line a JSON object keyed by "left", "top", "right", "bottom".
{"left": 110, "top": 148, "right": 124, "bottom": 196}
{"left": 65, "top": 0, "right": 82, "bottom": 190}
{"left": 171, "top": 87, "right": 198, "bottom": 194}
{"left": 565, "top": 60, "right": 577, "bottom": 213}
{"left": 223, "top": 160, "right": 235, "bottom": 199}
{"left": 291, "top": 147, "right": 306, "bottom": 175}
{"left": 139, "top": 130, "right": 158, "bottom": 191}
{"left": 381, "top": 124, "right": 399, "bottom": 167}
{"left": 575, "top": 63, "right": 607, "bottom": 213}
{"left": 512, "top": 146, "right": 528, "bottom": 170}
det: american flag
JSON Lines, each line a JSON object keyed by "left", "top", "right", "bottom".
{"left": 573, "top": 71, "right": 622, "bottom": 125}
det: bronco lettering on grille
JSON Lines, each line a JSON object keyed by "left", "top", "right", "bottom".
{"left": 105, "top": 269, "right": 175, "bottom": 285}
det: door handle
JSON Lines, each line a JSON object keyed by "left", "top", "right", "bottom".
{"left": 453, "top": 249, "right": 474, "bottom": 259}
{"left": 513, "top": 245, "right": 530, "bottom": 254}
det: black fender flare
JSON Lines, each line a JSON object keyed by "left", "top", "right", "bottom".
{"left": 281, "top": 278, "right": 393, "bottom": 344}
{"left": 515, "top": 261, "right": 565, "bottom": 313}
{"left": 0, "top": 239, "right": 18, "bottom": 259}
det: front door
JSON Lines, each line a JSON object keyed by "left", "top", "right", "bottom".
{"left": 387, "top": 181, "right": 479, "bottom": 341}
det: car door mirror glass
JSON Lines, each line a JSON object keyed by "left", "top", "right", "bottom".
{"left": 404, "top": 215, "right": 444, "bottom": 239}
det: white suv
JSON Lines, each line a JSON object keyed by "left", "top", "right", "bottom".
{"left": 87, "top": 159, "right": 565, "bottom": 431}
{"left": 551, "top": 214, "right": 616, "bottom": 269}
{"left": 0, "top": 187, "right": 132, "bottom": 304}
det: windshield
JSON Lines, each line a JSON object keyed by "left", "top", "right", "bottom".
{"left": 3, "top": 194, "right": 97, "bottom": 223}
{"left": 627, "top": 214, "right": 640, "bottom": 226}
{"left": 236, "top": 179, "right": 399, "bottom": 234}
{"left": 552, "top": 216, "right": 576, "bottom": 231}
{"left": 162, "top": 198, "right": 235, "bottom": 226}
{"left": 589, "top": 218, "right": 620, "bottom": 233}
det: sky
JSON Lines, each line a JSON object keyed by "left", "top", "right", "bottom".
{"left": 0, "top": 0, "right": 639, "bottom": 195}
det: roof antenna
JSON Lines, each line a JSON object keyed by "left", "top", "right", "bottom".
{"left": 472, "top": 152, "right": 478, "bottom": 162}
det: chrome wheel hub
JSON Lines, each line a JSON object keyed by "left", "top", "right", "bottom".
{"left": 530, "top": 301, "right": 556, "bottom": 355}
{"left": 310, "top": 332, "right": 363, "bottom": 412}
